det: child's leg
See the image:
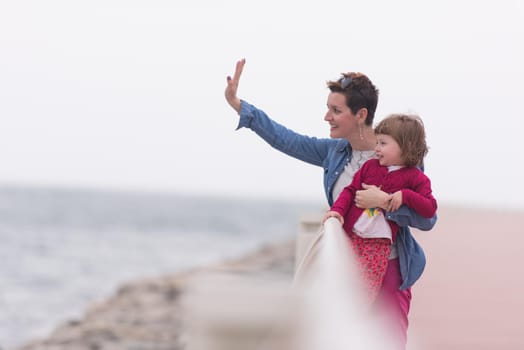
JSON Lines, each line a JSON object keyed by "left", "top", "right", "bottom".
{"left": 350, "top": 235, "right": 391, "bottom": 302}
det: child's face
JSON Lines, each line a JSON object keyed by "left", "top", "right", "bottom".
{"left": 375, "top": 134, "right": 403, "bottom": 167}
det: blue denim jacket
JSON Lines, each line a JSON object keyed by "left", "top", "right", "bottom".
{"left": 237, "top": 100, "right": 437, "bottom": 289}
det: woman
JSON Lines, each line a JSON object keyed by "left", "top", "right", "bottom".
{"left": 224, "top": 58, "right": 436, "bottom": 348}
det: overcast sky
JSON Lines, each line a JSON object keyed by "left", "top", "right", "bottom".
{"left": 0, "top": 0, "right": 523, "bottom": 210}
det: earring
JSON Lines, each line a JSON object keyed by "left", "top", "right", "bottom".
{"left": 359, "top": 124, "right": 364, "bottom": 140}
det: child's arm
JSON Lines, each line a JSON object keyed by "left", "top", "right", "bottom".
{"left": 327, "top": 163, "right": 366, "bottom": 221}
{"left": 322, "top": 210, "right": 344, "bottom": 224}
{"left": 388, "top": 173, "right": 437, "bottom": 218}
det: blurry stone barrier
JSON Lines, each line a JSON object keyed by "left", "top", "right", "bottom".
{"left": 294, "top": 212, "right": 324, "bottom": 271}
{"left": 182, "top": 273, "right": 301, "bottom": 350}
{"left": 181, "top": 216, "right": 394, "bottom": 350}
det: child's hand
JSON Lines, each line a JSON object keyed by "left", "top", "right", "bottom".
{"left": 387, "top": 191, "right": 403, "bottom": 212}
{"left": 322, "top": 211, "right": 344, "bottom": 224}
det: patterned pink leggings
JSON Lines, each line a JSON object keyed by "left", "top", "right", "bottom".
{"left": 350, "top": 235, "right": 412, "bottom": 349}
{"left": 350, "top": 234, "right": 391, "bottom": 302}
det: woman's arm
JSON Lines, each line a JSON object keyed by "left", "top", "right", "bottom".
{"left": 225, "top": 59, "right": 334, "bottom": 167}
{"left": 238, "top": 101, "right": 334, "bottom": 166}
{"left": 355, "top": 184, "right": 437, "bottom": 231}
{"left": 387, "top": 207, "right": 437, "bottom": 231}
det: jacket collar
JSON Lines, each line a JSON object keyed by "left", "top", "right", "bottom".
{"left": 336, "top": 139, "right": 351, "bottom": 153}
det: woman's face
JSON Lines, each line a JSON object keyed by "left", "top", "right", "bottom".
{"left": 324, "top": 92, "right": 358, "bottom": 139}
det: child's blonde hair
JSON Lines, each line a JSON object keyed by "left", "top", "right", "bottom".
{"left": 374, "top": 114, "right": 428, "bottom": 167}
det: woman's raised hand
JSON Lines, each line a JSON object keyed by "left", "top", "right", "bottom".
{"left": 225, "top": 58, "right": 246, "bottom": 113}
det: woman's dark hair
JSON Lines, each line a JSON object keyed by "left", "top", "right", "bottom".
{"left": 374, "top": 113, "right": 429, "bottom": 167}
{"left": 326, "top": 72, "right": 379, "bottom": 126}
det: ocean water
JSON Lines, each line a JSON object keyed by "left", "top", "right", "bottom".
{"left": 0, "top": 186, "right": 321, "bottom": 349}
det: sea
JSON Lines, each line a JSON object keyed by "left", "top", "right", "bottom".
{"left": 0, "top": 185, "right": 322, "bottom": 349}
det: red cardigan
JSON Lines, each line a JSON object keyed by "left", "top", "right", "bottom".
{"left": 331, "top": 158, "right": 437, "bottom": 241}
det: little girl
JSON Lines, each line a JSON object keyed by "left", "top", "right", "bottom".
{"left": 323, "top": 113, "right": 437, "bottom": 302}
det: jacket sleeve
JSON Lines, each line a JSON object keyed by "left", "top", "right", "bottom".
{"left": 386, "top": 204, "right": 437, "bottom": 231}
{"left": 386, "top": 170, "right": 437, "bottom": 231}
{"left": 237, "top": 100, "right": 334, "bottom": 167}
{"left": 397, "top": 226, "right": 426, "bottom": 290}
{"left": 401, "top": 173, "right": 437, "bottom": 218}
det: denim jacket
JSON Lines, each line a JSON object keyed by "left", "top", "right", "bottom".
{"left": 237, "top": 100, "right": 437, "bottom": 290}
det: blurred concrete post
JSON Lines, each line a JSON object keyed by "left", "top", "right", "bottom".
{"left": 294, "top": 212, "right": 322, "bottom": 271}
{"left": 181, "top": 272, "right": 301, "bottom": 350}
{"left": 181, "top": 216, "right": 393, "bottom": 350}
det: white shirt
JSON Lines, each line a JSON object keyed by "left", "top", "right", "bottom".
{"left": 332, "top": 150, "right": 376, "bottom": 201}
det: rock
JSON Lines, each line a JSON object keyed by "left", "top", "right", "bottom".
{"left": 16, "top": 239, "right": 296, "bottom": 350}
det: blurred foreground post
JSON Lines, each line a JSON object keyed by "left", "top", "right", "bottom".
{"left": 294, "top": 212, "right": 323, "bottom": 271}
{"left": 181, "top": 272, "right": 300, "bottom": 350}
{"left": 182, "top": 216, "right": 393, "bottom": 350}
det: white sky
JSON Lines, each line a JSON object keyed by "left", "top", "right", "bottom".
{"left": 0, "top": 0, "right": 523, "bottom": 209}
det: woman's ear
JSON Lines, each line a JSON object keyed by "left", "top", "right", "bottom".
{"left": 356, "top": 108, "right": 368, "bottom": 123}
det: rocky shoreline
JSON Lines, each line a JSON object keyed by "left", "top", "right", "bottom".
{"left": 15, "top": 239, "right": 297, "bottom": 350}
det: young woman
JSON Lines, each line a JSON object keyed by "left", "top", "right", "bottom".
{"left": 224, "top": 59, "right": 437, "bottom": 348}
